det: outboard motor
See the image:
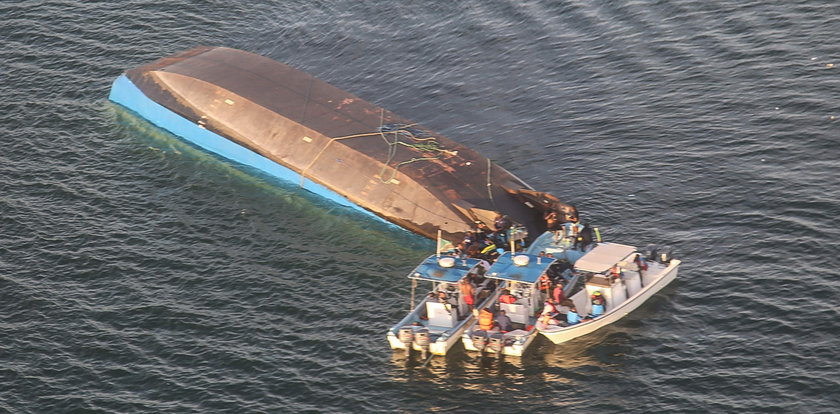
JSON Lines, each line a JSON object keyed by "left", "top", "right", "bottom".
{"left": 658, "top": 246, "right": 673, "bottom": 265}
{"left": 414, "top": 328, "right": 431, "bottom": 358}
{"left": 489, "top": 332, "right": 505, "bottom": 357}
{"left": 398, "top": 326, "right": 415, "bottom": 355}
{"left": 643, "top": 244, "right": 658, "bottom": 262}
{"left": 471, "top": 330, "right": 488, "bottom": 353}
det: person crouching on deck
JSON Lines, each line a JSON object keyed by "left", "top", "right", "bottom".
{"left": 499, "top": 289, "right": 517, "bottom": 304}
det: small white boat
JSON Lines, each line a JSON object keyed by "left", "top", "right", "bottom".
{"left": 387, "top": 255, "right": 498, "bottom": 356}
{"left": 461, "top": 252, "right": 561, "bottom": 357}
{"left": 537, "top": 241, "right": 680, "bottom": 344}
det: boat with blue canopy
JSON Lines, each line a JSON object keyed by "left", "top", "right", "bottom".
{"left": 461, "top": 251, "right": 566, "bottom": 357}
{"left": 387, "top": 254, "right": 498, "bottom": 356}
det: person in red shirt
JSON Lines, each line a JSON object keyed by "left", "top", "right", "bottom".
{"left": 499, "top": 289, "right": 517, "bottom": 304}
{"left": 459, "top": 278, "right": 476, "bottom": 312}
{"left": 552, "top": 283, "right": 565, "bottom": 304}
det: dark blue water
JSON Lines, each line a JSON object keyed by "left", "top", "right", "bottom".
{"left": 2, "top": 1, "right": 839, "bottom": 412}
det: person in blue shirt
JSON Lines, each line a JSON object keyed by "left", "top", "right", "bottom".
{"left": 589, "top": 291, "right": 605, "bottom": 318}
{"left": 566, "top": 306, "right": 583, "bottom": 325}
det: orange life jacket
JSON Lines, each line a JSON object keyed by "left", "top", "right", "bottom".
{"left": 538, "top": 274, "right": 550, "bottom": 291}
{"left": 478, "top": 309, "right": 494, "bottom": 330}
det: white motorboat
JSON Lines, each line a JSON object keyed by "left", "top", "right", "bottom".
{"left": 537, "top": 241, "right": 680, "bottom": 344}
{"left": 387, "top": 255, "right": 498, "bottom": 356}
{"left": 461, "top": 252, "right": 564, "bottom": 357}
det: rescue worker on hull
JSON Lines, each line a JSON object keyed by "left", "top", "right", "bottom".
{"left": 574, "top": 222, "right": 594, "bottom": 251}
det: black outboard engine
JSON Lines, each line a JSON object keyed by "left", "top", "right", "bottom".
{"left": 489, "top": 332, "right": 505, "bottom": 357}
{"left": 658, "top": 246, "right": 673, "bottom": 265}
{"left": 398, "top": 326, "right": 415, "bottom": 355}
{"left": 415, "top": 328, "right": 431, "bottom": 358}
{"left": 643, "top": 244, "right": 658, "bottom": 262}
{"left": 471, "top": 330, "right": 488, "bottom": 353}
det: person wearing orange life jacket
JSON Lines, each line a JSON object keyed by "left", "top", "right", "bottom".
{"left": 537, "top": 273, "right": 551, "bottom": 293}
{"left": 609, "top": 265, "right": 622, "bottom": 281}
{"left": 478, "top": 308, "right": 495, "bottom": 331}
{"left": 499, "top": 289, "right": 517, "bottom": 304}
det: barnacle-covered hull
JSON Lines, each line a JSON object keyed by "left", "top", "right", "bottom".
{"left": 109, "top": 46, "right": 576, "bottom": 242}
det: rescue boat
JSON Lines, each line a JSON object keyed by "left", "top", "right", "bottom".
{"left": 460, "top": 251, "right": 556, "bottom": 357}
{"left": 386, "top": 255, "right": 499, "bottom": 357}
{"left": 533, "top": 239, "right": 680, "bottom": 345}
{"left": 460, "top": 223, "right": 680, "bottom": 354}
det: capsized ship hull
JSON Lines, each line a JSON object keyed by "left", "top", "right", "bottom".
{"left": 109, "top": 47, "right": 576, "bottom": 242}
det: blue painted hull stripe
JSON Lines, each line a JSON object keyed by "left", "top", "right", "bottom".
{"left": 108, "top": 74, "right": 386, "bottom": 223}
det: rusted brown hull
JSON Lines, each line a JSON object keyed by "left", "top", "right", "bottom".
{"left": 110, "top": 46, "right": 577, "bottom": 242}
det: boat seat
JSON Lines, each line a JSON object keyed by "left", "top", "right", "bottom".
{"left": 500, "top": 303, "right": 529, "bottom": 324}
{"left": 426, "top": 301, "right": 456, "bottom": 328}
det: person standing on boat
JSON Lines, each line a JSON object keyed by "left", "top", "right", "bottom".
{"left": 475, "top": 221, "right": 491, "bottom": 239}
{"left": 544, "top": 210, "right": 561, "bottom": 231}
{"left": 479, "top": 237, "right": 499, "bottom": 261}
{"left": 589, "top": 291, "right": 605, "bottom": 317}
{"left": 459, "top": 278, "right": 476, "bottom": 312}
{"left": 634, "top": 253, "right": 648, "bottom": 277}
{"left": 493, "top": 213, "right": 512, "bottom": 246}
{"left": 574, "top": 222, "right": 594, "bottom": 251}
{"left": 552, "top": 283, "right": 565, "bottom": 304}
{"left": 538, "top": 273, "right": 551, "bottom": 295}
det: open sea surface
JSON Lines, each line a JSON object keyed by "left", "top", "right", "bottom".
{"left": 2, "top": 1, "right": 839, "bottom": 412}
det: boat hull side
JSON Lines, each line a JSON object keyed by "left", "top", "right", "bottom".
{"left": 540, "top": 259, "right": 680, "bottom": 344}
{"left": 108, "top": 74, "right": 387, "bottom": 224}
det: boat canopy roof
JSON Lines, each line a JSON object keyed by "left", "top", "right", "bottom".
{"left": 485, "top": 252, "right": 556, "bottom": 285}
{"left": 574, "top": 243, "right": 636, "bottom": 273}
{"left": 408, "top": 255, "right": 481, "bottom": 283}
